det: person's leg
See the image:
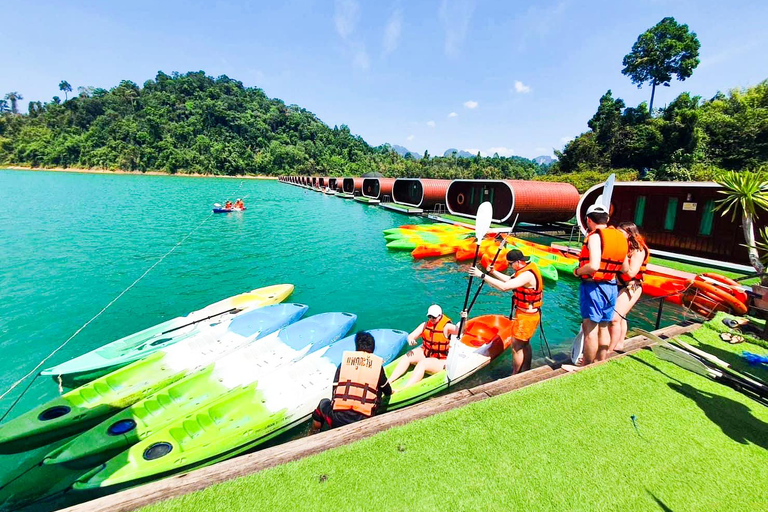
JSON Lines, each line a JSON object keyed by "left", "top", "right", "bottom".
{"left": 404, "top": 358, "right": 446, "bottom": 388}
{"left": 619, "top": 285, "right": 643, "bottom": 348}
{"left": 609, "top": 288, "right": 632, "bottom": 352}
{"left": 310, "top": 398, "right": 333, "bottom": 434}
{"left": 512, "top": 339, "right": 532, "bottom": 374}
{"left": 596, "top": 323, "right": 611, "bottom": 361}
{"left": 597, "top": 283, "right": 618, "bottom": 361}
{"left": 387, "top": 348, "right": 423, "bottom": 385}
{"left": 582, "top": 319, "right": 599, "bottom": 364}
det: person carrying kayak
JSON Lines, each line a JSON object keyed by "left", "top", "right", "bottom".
{"left": 469, "top": 249, "right": 543, "bottom": 374}
{"left": 310, "top": 331, "right": 392, "bottom": 433}
{"left": 386, "top": 305, "right": 457, "bottom": 389}
{"left": 574, "top": 204, "right": 629, "bottom": 364}
{"left": 609, "top": 222, "right": 649, "bottom": 353}
{"left": 224, "top": 200, "right": 233, "bottom": 209}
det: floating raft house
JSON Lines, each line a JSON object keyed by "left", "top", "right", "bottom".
{"left": 362, "top": 178, "right": 396, "bottom": 201}
{"left": 343, "top": 178, "right": 364, "bottom": 195}
{"left": 445, "top": 179, "right": 579, "bottom": 224}
{"left": 392, "top": 178, "right": 451, "bottom": 212}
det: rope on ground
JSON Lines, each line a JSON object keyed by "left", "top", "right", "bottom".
{"left": 0, "top": 212, "right": 215, "bottom": 413}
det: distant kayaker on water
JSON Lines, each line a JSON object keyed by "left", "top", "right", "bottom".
{"left": 609, "top": 222, "right": 649, "bottom": 353}
{"left": 234, "top": 199, "right": 244, "bottom": 209}
{"left": 469, "top": 249, "right": 543, "bottom": 374}
{"left": 310, "top": 331, "right": 392, "bottom": 432}
{"left": 224, "top": 200, "right": 233, "bottom": 209}
{"left": 574, "top": 204, "right": 629, "bottom": 364}
{"left": 386, "top": 305, "right": 457, "bottom": 390}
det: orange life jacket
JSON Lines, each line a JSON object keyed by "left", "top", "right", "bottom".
{"left": 578, "top": 227, "right": 628, "bottom": 282}
{"left": 618, "top": 242, "right": 650, "bottom": 286}
{"left": 225, "top": 202, "right": 232, "bottom": 208}
{"left": 513, "top": 262, "right": 543, "bottom": 311}
{"left": 422, "top": 314, "right": 452, "bottom": 360}
{"left": 332, "top": 351, "right": 384, "bottom": 417}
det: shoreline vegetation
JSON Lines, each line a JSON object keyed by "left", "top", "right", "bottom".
{"left": 1, "top": 165, "right": 278, "bottom": 179}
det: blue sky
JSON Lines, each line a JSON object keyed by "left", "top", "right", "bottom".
{"left": 2, "top": 0, "right": 766, "bottom": 158}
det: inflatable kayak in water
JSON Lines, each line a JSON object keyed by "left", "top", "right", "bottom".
{"left": 213, "top": 207, "right": 246, "bottom": 213}
{"left": 74, "top": 328, "right": 405, "bottom": 491}
{"left": 45, "top": 312, "right": 358, "bottom": 468}
{"left": 382, "top": 315, "right": 512, "bottom": 410}
{"left": 0, "top": 303, "right": 308, "bottom": 454}
{"left": 41, "top": 284, "right": 294, "bottom": 387}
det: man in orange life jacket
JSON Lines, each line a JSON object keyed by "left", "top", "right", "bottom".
{"left": 574, "top": 204, "right": 629, "bottom": 364}
{"left": 224, "top": 200, "right": 233, "bottom": 209}
{"left": 469, "top": 249, "right": 543, "bottom": 374}
{"left": 386, "top": 305, "right": 457, "bottom": 389}
{"left": 310, "top": 331, "right": 392, "bottom": 432}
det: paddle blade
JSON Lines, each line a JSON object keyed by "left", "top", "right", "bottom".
{"left": 603, "top": 173, "right": 615, "bottom": 209}
{"left": 475, "top": 202, "right": 493, "bottom": 241}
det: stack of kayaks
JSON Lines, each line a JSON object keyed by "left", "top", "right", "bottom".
{"left": 41, "top": 284, "right": 295, "bottom": 387}
{"left": 681, "top": 273, "right": 748, "bottom": 317}
{"left": 384, "top": 224, "right": 473, "bottom": 253}
{"left": 0, "top": 302, "right": 309, "bottom": 453}
{"left": 71, "top": 328, "right": 407, "bottom": 490}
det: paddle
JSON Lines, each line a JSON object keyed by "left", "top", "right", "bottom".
{"left": 571, "top": 173, "right": 617, "bottom": 363}
{"left": 458, "top": 202, "right": 493, "bottom": 337}
{"left": 466, "top": 213, "right": 520, "bottom": 316}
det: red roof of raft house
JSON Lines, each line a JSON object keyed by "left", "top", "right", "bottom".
{"left": 446, "top": 179, "right": 580, "bottom": 224}
{"left": 392, "top": 178, "right": 451, "bottom": 210}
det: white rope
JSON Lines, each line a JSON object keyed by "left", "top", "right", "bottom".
{"left": 0, "top": 212, "right": 214, "bottom": 402}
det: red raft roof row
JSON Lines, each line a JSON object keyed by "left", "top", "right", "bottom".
{"left": 277, "top": 176, "right": 580, "bottom": 224}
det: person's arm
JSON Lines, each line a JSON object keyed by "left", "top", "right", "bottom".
{"left": 407, "top": 323, "right": 425, "bottom": 346}
{"left": 378, "top": 367, "right": 392, "bottom": 396}
{"left": 489, "top": 269, "right": 512, "bottom": 282}
{"left": 623, "top": 249, "right": 644, "bottom": 279}
{"left": 470, "top": 266, "right": 533, "bottom": 292}
{"left": 575, "top": 235, "right": 602, "bottom": 277}
{"left": 443, "top": 322, "right": 458, "bottom": 338}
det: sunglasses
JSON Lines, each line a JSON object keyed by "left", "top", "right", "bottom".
{"left": 427, "top": 315, "right": 437, "bottom": 321}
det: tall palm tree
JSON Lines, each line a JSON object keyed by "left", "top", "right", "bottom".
{"left": 4, "top": 92, "right": 23, "bottom": 114}
{"left": 59, "top": 80, "right": 72, "bottom": 101}
{"left": 716, "top": 170, "right": 768, "bottom": 277}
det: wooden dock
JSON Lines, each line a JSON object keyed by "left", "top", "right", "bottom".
{"left": 62, "top": 321, "right": 698, "bottom": 512}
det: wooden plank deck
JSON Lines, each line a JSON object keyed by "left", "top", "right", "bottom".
{"left": 61, "top": 321, "right": 699, "bottom": 512}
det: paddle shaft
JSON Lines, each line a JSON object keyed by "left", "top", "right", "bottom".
{"left": 458, "top": 244, "right": 481, "bottom": 336}
{"left": 467, "top": 214, "right": 519, "bottom": 315}
{"left": 160, "top": 307, "right": 239, "bottom": 336}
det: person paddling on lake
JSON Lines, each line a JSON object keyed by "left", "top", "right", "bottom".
{"left": 234, "top": 199, "right": 244, "bottom": 209}
{"left": 224, "top": 200, "right": 233, "bottom": 209}
{"left": 387, "top": 305, "right": 458, "bottom": 390}
{"left": 310, "top": 331, "right": 392, "bottom": 433}
{"left": 469, "top": 249, "right": 543, "bottom": 374}
{"left": 574, "top": 204, "right": 629, "bottom": 364}
{"left": 609, "top": 222, "right": 649, "bottom": 353}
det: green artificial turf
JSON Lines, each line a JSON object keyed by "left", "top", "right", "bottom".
{"left": 142, "top": 333, "right": 768, "bottom": 512}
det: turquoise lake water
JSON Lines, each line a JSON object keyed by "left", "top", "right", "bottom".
{"left": 0, "top": 169, "right": 687, "bottom": 509}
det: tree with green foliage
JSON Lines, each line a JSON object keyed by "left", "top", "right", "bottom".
{"left": 4, "top": 92, "right": 23, "bottom": 114}
{"left": 59, "top": 80, "right": 72, "bottom": 101}
{"left": 622, "top": 17, "right": 700, "bottom": 111}
{"left": 0, "top": 100, "right": 9, "bottom": 114}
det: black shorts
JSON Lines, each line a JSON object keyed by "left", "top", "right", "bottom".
{"left": 312, "top": 398, "right": 367, "bottom": 430}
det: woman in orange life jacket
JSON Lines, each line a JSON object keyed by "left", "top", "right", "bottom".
{"left": 310, "top": 331, "right": 392, "bottom": 433}
{"left": 574, "top": 203, "right": 630, "bottom": 364}
{"left": 386, "top": 305, "right": 457, "bottom": 390}
{"left": 609, "top": 222, "right": 649, "bottom": 353}
{"left": 469, "top": 249, "right": 543, "bottom": 374}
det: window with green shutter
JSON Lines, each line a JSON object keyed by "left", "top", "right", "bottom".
{"left": 699, "top": 199, "right": 715, "bottom": 236}
{"left": 634, "top": 196, "right": 646, "bottom": 227}
{"left": 664, "top": 197, "right": 678, "bottom": 230}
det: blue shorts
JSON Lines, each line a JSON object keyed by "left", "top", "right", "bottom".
{"left": 579, "top": 281, "right": 618, "bottom": 323}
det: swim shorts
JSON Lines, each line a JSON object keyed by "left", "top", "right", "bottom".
{"left": 579, "top": 280, "right": 617, "bottom": 323}
{"left": 511, "top": 310, "right": 541, "bottom": 342}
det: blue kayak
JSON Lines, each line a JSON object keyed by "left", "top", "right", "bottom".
{"left": 213, "top": 207, "right": 247, "bottom": 213}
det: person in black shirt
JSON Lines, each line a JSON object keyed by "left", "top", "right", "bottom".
{"left": 310, "top": 331, "right": 392, "bottom": 432}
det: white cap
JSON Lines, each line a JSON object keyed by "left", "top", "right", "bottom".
{"left": 586, "top": 203, "right": 609, "bottom": 215}
{"left": 427, "top": 304, "right": 442, "bottom": 317}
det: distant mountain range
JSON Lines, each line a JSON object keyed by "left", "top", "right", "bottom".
{"left": 533, "top": 155, "right": 555, "bottom": 165}
{"left": 391, "top": 145, "right": 421, "bottom": 160}
{"left": 443, "top": 148, "right": 476, "bottom": 158}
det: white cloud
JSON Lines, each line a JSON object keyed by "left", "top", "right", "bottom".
{"left": 463, "top": 100, "right": 478, "bottom": 109}
{"left": 448, "top": 112, "right": 458, "bottom": 118}
{"left": 427, "top": 120, "right": 436, "bottom": 128}
{"left": 407, "top": 134, "right": 415, "bottom": 141}
{"left": 513, "top": 80, "right": 531, "bottom": 94}
{"left": 464, "top": 148, "right": 480, "bottom": 155}
{"left": 382, "top": 8, "right": 403, "bottom": 56}
{"left": 353, "top": 47, "right": 370, "bottom": 70}
{"left": 489, "top": 146, "right": 515, "bottom": 157}
{"left": 439, "top": 0, "right": 476, "bottom": 57}
{"left": 334, "top": 0, "right": 360, "bottom": 40}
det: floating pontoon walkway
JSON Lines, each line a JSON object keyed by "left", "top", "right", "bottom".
{"left": 380, "top": 202, "right": 423, "bottom": 215}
